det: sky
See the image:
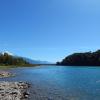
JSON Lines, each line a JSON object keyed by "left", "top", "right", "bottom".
{"left": 0, "top": 0, "right": 100, "bottom": 62}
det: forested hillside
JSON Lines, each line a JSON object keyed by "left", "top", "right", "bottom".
{"left": 57, "top": 50, "right": 100, "bottom": 66}
{"left": 0, "top": 52, "right": 29, "bottom": 66}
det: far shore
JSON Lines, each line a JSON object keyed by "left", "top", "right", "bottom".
{"left": 0, "top": 64, "right": 40, "bottom": 69}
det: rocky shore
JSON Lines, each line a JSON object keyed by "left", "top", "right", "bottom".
{"left": 0, "top": 81, "right": 30, "bottom": 100}
{"left": 0, "top": 71, "right": 14, "bottom": 78}
{"left": 0, "top": 71, "right": 30, "bottom": 100}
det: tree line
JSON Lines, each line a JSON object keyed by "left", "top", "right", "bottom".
{"left": 0, "top": 52, "right": 29, "bottom": 66}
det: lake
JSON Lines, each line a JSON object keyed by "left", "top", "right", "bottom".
{"left": 0, "top": 65, "right": 100, "bottom": 100}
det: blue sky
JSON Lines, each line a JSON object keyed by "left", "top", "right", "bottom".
{"left": 0, "top": 0, "right": 100, "bottom": 62}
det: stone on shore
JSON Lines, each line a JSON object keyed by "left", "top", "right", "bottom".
{"left": 0, "top": 71, "right": 14, "bottom": 78}
{"left": 0, "top": 81, "right": 30, "bottom": 100}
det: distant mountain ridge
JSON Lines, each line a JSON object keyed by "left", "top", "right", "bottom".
{"left": 23, "top": 57, "right": 51, "bottom": 64}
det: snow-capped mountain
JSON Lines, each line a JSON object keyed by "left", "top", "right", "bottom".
{"left": 1, "top": 51, "right": 14, "bottom": 56}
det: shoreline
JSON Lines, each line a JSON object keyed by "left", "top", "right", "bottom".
{"left": 0, "top": 71, "right": 30, "bottom": 100}
{"left": 0, "top": 64, "right": 41, "bottom": 69}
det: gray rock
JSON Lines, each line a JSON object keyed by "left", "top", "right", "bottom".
{"left": 0, "top": 81, "right": 30, "bottom": 100}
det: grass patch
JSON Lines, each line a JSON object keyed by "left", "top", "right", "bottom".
{"left": 0, "top": 64, "right": 40, "bottom": 69}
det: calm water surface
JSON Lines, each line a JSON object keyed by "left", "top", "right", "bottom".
{"left": 0, "top": 66, "right": 100, "bottom": 100}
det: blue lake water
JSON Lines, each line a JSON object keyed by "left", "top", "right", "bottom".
{"left": 0, "top": 66, "right": 100, "bottom": 100}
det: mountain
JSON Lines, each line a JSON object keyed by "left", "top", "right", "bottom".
{"left": 1, "top": 51, "right": 13, "bottom": 56}
{"left": 23, "top": 57, "right": 52, "bottom": 64}
{"left": 57, "top": 50, "right": 100, "bottom": 66}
